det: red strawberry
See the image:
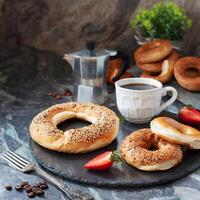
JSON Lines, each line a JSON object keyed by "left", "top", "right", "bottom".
{"left": 84, "top": 151, "right": 122, "bottom": 170}
{"left": 179, "top": 106, "right": 200, "bottom": 126}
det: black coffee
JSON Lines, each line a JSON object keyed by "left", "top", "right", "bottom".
{"left": 121, "top": 83, "right": 157, "bottom": 90}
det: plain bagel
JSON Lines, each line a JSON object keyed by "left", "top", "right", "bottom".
{"left": 120, "top": 128, "right": 183, "bottom": 171}
{"left": 151, "top": 117, "right": 200, "bottom": 149}
{"left": 134, "top": 39, "right": 172, "bottom": 63}
{"left": 30, "top": 102, "right": 119, "bottom": 153}
{"left": 174, "top": 57, "right": 200, "bottom": 92}
{"left": 141, "top": 50, "right": 180, "bottom": 83}
{"left": 136, "top": 59, "right": 162, "bottom": 73}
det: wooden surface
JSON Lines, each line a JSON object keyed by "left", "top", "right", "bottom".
{"left": 137, "top": 0, "right": 200, "bottom": 56}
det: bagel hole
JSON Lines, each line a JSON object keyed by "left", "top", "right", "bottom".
{"left": 148, "top": 144, "right": 158, "bottom": 151}
{"left": 57, "top": 118, "right": 91, "bottom": 132}
{"left": 150, "top": 72, "right": 160, "bottom": 76}
{"left": 185, "top": 68, "right": 200, "bottom": 78}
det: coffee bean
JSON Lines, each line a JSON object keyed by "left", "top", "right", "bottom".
{"left": 15, "top": 185, "right": 23, "bottom": 191}
{"left": 64, "top": 88, "right": 70, "bottom": 93}
{"left": 55, "top": 95, "right": 62, "bottom": 100}
{"left": 5, "top": 185, "right": 12, "bottom": 191}
{"left": 63, "top": 88, "right": 73, "bottom": 96}
{"left": 39, "top": 180, "right": 46, "bottom": 185}
{"left": 64, "top": 91, "right": 72, "bottom": 96}
{"left": 47, "top": 92, "right": 53, "bottom": 96}
{"left": 23, "top": 184, "right": 31, "bottom": 190}
{"left": 68, "top": 91, "right": 72, "bottom": 95}
{"left": 33, "top": 184, "right": 40, "bottom": 188}
{"left": 39, "top": 184, "right": 48, "bottom": 190}
{"left": 26, "top": 186, "right": 33, "bottom": 193}
{"left": 27, "top": 192, "right": 35, "bottom": 198}
{"left": 32, "top": 187, "right": 44, "bottom": 196}
{"left": 20, "top": 181, "right": 28, "bottom": 187}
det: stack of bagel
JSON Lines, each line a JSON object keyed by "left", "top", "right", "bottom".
{"left": 120, "top": 116, "right": 200, "bottom": 171}
{"left": 134, "top": 39, "right": 200, "bottom": 92}
{"left": 134, "top": 39, "right": 180, "bottom": 84}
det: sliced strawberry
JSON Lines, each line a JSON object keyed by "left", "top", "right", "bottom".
{"left": 84, "top": 151, "right": 122, "bottom": 170}
{"left": 179, "top": 106, "right": 200, "bottom": 126}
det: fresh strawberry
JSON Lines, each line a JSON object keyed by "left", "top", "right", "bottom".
{"left": 84, "top": 151, "right": 122, "bottom": 170}
{"left": 179, "top": 106, "right": 200, "bottom": 126}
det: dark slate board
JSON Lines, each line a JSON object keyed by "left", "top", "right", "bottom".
{"left": 30, "top": 111, "right": 200, "bottom": 188}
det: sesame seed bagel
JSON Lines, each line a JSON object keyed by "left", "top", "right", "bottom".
{"left": 29, "top": 102, "right": 119, "bottom": 153}
{"left": 151, "top": 117, "right": 200, "bottom": 149}
{"left": 120, "top": 129, "right": 182, "bottom": 171}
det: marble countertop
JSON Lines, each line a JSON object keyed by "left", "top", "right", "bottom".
{"left": 0, "top": 45, "right": 200, "bottom": 200}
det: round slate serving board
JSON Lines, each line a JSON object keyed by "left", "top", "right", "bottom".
{"left": 30, "top": 111, "right": 200, "bottom": 188}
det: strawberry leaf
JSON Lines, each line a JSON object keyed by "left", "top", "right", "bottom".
{"left": 185, "top": 104, "right": 193, "bottom": 108}
{"left": 110, "top": 151, "right": 123, "bottom": 163}
{"left": 119, "top": 115, "right": 125, "bottom": 124}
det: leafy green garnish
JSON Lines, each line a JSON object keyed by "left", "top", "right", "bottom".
{"left": 119, "top": 115, "right": 125, "bottom": 124}
{"left": 130, "top": 1, "right": 192, "bottom": 40}
{"left": 110, "top": 151, "right": 123, "bottom": 162}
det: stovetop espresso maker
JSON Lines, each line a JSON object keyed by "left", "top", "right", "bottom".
{"left": 64, "top": 41, "right": 125, "bottom": 104}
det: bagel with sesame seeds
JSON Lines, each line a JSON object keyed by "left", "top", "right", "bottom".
{"left": 29, "top": 102, "right": 119, "bottom": 153}
{"left": 120, "top": 128, "right": 183, "bottom": 171}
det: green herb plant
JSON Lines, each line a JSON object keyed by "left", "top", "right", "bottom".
{"left": 130, "top": 1, "right": 192, "bottom": 41}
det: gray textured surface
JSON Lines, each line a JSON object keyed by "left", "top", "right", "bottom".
{"left": 0, "top": 45, "right": 200, "bottom": 200}
{"left": 1, "top": 0, "right": 200, "bottom": 57}
{"left": 0, "top": 0, "right": 139, "bottom": 55}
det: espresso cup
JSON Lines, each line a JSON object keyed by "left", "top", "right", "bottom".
{"left": 115, "top": 78, "right": 177, "bottom": 123}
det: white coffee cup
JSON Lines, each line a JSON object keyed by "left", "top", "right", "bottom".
{"left": 115, "top": 78, "right": 177, "bottom": 123}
